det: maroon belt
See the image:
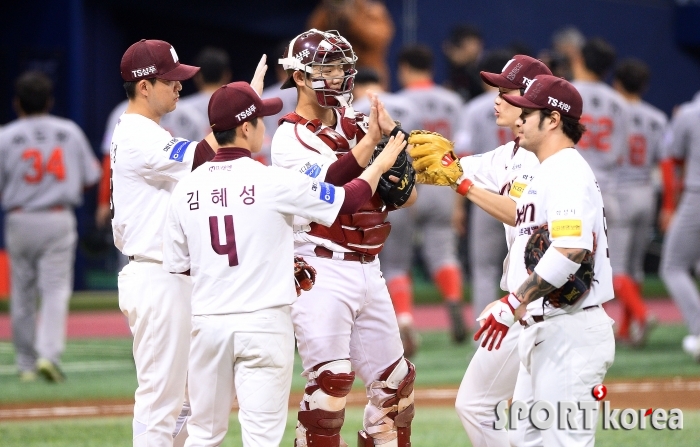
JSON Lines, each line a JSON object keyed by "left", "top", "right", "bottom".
{"left": 314, "top": 246, "right": 376, "bottom": 264}
{"left": 530, "top": 305, "right": 600, "bottom": 324}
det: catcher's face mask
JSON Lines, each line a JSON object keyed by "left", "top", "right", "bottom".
{"left": 279, "top": 29, "right": 357, "bottom": 108}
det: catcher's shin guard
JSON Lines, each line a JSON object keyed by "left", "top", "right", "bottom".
{"left": 295, "top": 360, "right": 356, "bottom": 447}
{"left": 358, "top": 358, "right": 415, "bottom": 447}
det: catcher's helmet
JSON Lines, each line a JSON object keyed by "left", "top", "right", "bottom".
{"left": 279, "top": 29, "right": 357, "bottom": 108}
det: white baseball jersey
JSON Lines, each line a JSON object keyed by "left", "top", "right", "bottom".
{"left": 571, "top": 80, "right": 629, "bottom": 194}
{"left": 0, "top": 115, "right": 101, "bottom": 210}
{"left": 110, "top": 113, "right": 198, "bottom": 261}
{"left": 260, "top": 82, "right": 298, "bottom": 165}
{"left": 459, "top": 142, "right": 540, "bottom": 283}
{"left": 102, "top": 99, "right": 208, "bottom": 156}
{"left": 454, "top": 91, "right": 513, "bottom": 156}
{"left": 616, "top": 100, "right": 667, "bottom": 186}
{"left": 353, "top": 92, "right": 422, "bottom": 133}
{"left": 271, "top": 108, "right": 363, "bottom": 252}
{"left": 663, "top": 100, "right": 700, "bottom": 191}
{"left": 506, "top": 148, "right": 614, "bottom": 316}
{"left": 162, "top": 154, "right": 344, "bottom": 315}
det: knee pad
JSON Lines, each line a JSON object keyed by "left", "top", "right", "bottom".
{"left": 359, "top": 358, "right": 415, "bottom": 447}
{"left": 296, "top": 360, "right": 356, "bottom": 447}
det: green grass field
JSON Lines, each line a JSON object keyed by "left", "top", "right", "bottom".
{"left": 1, "top": 325, "right": 699, "bottom": 404}
{"left": 1, "top": 408, "right": 699, "bottom": 447}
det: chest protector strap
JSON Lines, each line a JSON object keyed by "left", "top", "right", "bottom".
{"left": 281, "top": 111, "right": 390, "bottom": 255}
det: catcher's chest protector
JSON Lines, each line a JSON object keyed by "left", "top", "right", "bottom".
{"left": 282, "top": 111, "right": 392, "bottom": 255}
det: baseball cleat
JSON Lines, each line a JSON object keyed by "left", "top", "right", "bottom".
{"left": 399, "top": 321, "right": 421, "bottom": 359}
{"left": 683, "top": 335, "right": 700, "bottom": 363}
{"left": 629, "top": 315, "right": 658, "bottom": 348}
{"left": 19, "top": 370, "right": 37, "bottom": 383}
{"left": 37, "top": 358, "right": 66, "bottom": 383}
{"left": 447, "top": 302, "right": 467, "bottom": 343}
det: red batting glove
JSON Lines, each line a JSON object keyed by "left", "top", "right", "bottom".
{"left": 473, "top": 294, "right": 520, "bottom": 350}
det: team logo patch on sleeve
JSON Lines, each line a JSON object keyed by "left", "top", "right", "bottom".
{"left": 303, "top": 163, "right": 322, "bottom": 178}
{"left": 169, "top": 140, "right": 190, "bottom": 162}
{"left": 551, "top": 219, "right": 583, "bottom": 238}
{"left": 510, "top": 181, "right": 527, "bottom": 198}
{"left": 319, "top": 182, "right": 335, "bottom": 204}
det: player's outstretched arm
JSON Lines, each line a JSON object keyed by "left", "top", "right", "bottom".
{"left": 349, "top": 95, "right": 384, "bottom": 167}
{"left": 464, "top": 186, "right": 517, "bottom": 227}
{"left": 251, "top": 54, "right": 268, "bottom": 96}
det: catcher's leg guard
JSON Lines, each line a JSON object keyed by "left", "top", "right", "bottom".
{"left": 358, "top": 358, "right": 415, "bottom": 447}
{"left": 295, "top": 360, "right": 356, "bottom": 447}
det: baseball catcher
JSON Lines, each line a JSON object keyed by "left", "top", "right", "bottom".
{"left": 524, "top": 225, "right": 597, "bottom": 308}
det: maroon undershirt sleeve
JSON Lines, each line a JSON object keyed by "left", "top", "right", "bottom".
{"left": 324, "top": 151, "right": 364, "bottom": 186}
{"left": 191, "top": 139, "right": 216, "bottom": 171}
{"left": 339, "top": 178, "right": 372, "bottom": 214}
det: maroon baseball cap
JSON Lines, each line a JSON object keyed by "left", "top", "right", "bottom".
{"left": 503, "top": 75, "right": 583, "bottom": 119}
{"left": 120, "top": 39, "right": 199, "bottom": 82}
{"left": 480, "top": 55, "right": 552, "bottom": 90}
{"left": 208, "top": 82, "right": 283, "bottom": 131}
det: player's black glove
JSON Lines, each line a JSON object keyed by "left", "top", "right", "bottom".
{"left": 524, "top": 224, "right": 596, "bottom": 308}
{"left": 369, "top": 122, "right": 416, "bottom": 208}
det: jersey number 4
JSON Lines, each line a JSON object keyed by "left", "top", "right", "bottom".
{"left": 209, "top": 215, "right": 239, "bottom": 266}
{"left": 22, "top": 148, "right": 66, "bottom": 183}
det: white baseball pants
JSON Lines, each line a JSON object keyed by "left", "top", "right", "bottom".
{"left": 185, "top": 306, "right": 295, "bottom": 447}
{"left": 513, "top": 306, "right": 615, "bottom": 447}
{"left": 119, "top": 260, "right": 192, "bottom": 447}
{"left": 456, "top": 321, "right": 522, "bottom": 447}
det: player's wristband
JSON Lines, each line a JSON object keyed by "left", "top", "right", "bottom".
{"left": 452, "top": 178, "right": 474, "bottom": 196}
{"left": 500, "top": 293, "right": 522, "bottom": 312}
{"left": 533, "top": 246, "right": 581, "bottom": 288}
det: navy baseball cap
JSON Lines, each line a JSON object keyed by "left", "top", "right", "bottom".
{"left": 120, "top": 39, "right": 200, "bottom": 82}
{"left": 480, "top": 55, "right": 552, "bottom": 90}
{"left": 503, "top": 75, "right": 583, "bottom": 119}
{"left": 208, "top": 82, "right": 283, "bottom": 131}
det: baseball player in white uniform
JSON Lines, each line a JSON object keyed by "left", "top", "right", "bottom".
{"left": 272, "top": 29, "right": 418, "bottom": 447}
{"left": 660, "top": 92, "right": 700, "bottom": 362}
{"left": 472, "top": 75, "right": 615, "bottom": 446}
{"left": 163, "top": 81, "right": 407, "bottom": 447}
{"left": 453, "top": 50, "right": 517, "bottom": 324}
{"left": 352, "top": 68, "right": 423, "bottom": 356}
{"left": 610, "top": 59, "right": 667, "bottom": 346}
{"left": 0, "top": 70, "right": 101, "bottom": 383}
{"left": 97, "top": 99, "right": 208, "bottom": 230}
{"left": 392, "top": 44, "right": 468, "bottom": 343}
{"left": 443, "top": 55, "right": 552, "bottom": 447}
{"left": 111, "top": 39, "right": 261, "bottom": 447}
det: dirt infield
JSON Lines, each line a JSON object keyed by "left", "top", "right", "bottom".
{"left": 1, "top": 377, "right": 698, "bottom": 422}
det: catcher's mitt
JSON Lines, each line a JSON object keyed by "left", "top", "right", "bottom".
{"left": 408, "top": 130, "right": 463, "bottom": 186}
{"left": 294, "top": 256, "right": 316, "bottom": 297}
{"left": 369, "top": 126, "right": 416, "bottom": 207}
{"left": 524, "top": 225, "right": 596, "bottom": 308}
